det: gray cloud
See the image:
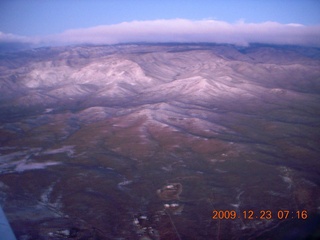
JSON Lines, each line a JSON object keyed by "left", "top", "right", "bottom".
{"left": 0, "top": 32, "right": 32, "bottom": 43}
{"left": 0, "top": 32, "right": 40, "bottom": 52}
{"left": 2, "top": 19, "right": 320, "bottom": 47}
{"left": 46, "top": 19, "right": 320, "bottom": 47}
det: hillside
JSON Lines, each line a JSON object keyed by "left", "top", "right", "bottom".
{"left": 0, "top": 43, "right": 320, "bottom": 239}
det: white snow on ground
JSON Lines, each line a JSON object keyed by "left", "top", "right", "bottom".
{"left": 42, "top": 145, "right": 75, "bottom": 157}
{"left": 0, "top": 151, "right": 27, "bottom": 162}
{"left": 15, "top": 161, "right": 60, "bottom": 172}
{"left": 0, "top": 146, "right": 74, "bottom": 174}
{"left": 0, "top": 155, "right": 60, "bottom": 173}
{"left": 278, "top": 166, "right": 294, "bottom": 190}
{"left": 117, "top": 179, "right": 133, "bottom": 191}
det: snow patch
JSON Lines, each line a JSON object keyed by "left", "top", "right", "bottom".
{"left": 43, "top": 145, "right": 75, "bottom": 157}
{"left": 15, "top": 161, "right": 60, "bottom": 172}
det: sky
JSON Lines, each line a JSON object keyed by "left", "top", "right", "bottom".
{"left": 0, "top": 0, "right": 320, "bottom": 47}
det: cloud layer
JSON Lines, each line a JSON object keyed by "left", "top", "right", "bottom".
{"left": 1, "top": 19, "right": 320, "bottom": 47}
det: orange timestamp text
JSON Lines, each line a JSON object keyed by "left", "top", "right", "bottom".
{"left": 212, "top": 210, "right": 308, "bottom": 220}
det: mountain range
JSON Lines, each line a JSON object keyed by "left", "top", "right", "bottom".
{"left": 0, "top": 43, "right": 320, "bottom": 239}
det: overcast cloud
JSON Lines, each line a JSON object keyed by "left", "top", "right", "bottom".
{"left": 1, "top": 19, "right": 320, "bottom": 47}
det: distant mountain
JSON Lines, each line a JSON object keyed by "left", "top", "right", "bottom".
{"left": 1, "top": 44, "right": 319, "bottom": 108}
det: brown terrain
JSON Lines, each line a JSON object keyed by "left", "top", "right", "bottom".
{"left": 0, "top": 43, "right": 320, "bottom": 239}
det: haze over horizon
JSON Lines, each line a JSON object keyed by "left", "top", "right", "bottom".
{"left": 1, "top": 0, "right": 320, "bottom": 48}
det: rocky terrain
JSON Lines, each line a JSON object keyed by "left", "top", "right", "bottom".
{"left": 0, "top": 43, "right": 320, "bottom": 239}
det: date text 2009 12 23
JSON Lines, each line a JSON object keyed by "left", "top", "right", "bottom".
{"left": 212, "top": 210, "right": 308, "bottom": 220}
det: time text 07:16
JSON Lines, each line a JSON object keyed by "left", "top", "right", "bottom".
{"left": 212, "top": 210, "right": 308, "bottom": 220}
